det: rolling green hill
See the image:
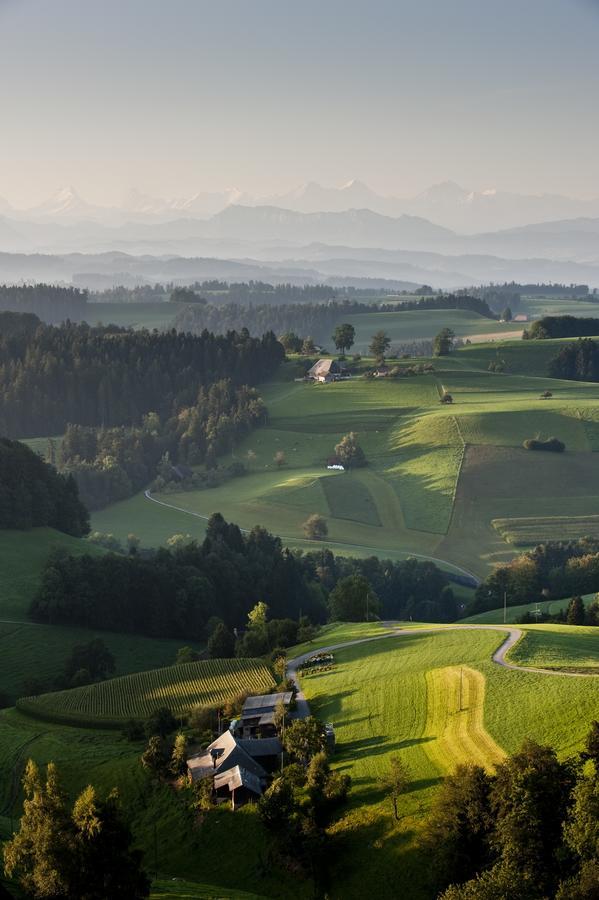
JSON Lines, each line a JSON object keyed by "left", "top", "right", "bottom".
{"left": 90, "top": 335, "right": 599, "bottom": 580}
{"left": 4, "top": 624, "right": 597, "bottom": 899}
{"left": 300, "top": 626, "right": 599, "bottom": 898}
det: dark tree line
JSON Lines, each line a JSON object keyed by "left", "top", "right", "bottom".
{"left": 425, "top": 727, "right": 599, "bottom": 899}
{"left": 0, "top": 318, "right": 283, "bottom": 437}
{"left": 30, "top": 514, "right": 456, "bottom": 639}
{"left": 0, "top": 438, "right": 88, "bottom": 534}
{"left": 549, "top": 338, "right": 599, "bottom": 382}
{"left": 471, "top": 538, "right": 599, "bottom": 614}
{"left": 525, "top": 315, "right": 599, "bottom": 340}
{"left": 173, "top": 294, "right": 496, "bottom": 345}
{"left": 0, "top": 284, "right": 88, "bottom": 323}
{"left": 58, "top": 380, "right": 266, "bottom": 509}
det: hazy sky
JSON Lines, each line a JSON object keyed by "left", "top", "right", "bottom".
{"left": 1, "top": 0, "right": 598, "bottom": 206}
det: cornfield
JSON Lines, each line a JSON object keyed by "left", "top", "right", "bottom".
{"left": 17, "top": 658, "right": 275, "bottom": 728}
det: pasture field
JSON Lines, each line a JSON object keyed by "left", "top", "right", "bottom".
{"left": 89, "top": 329, "right": 599, "bottom": 578}
{"left": 506, "top": 623, "right": 599, "bottom": 671}
{"left": 461, "top": 596, "right": 573, "bottom": 624}
{"left": 0, "top": 528, "right": 204, "bottom": 702}
{"left": 84, "top": 300, "right": 180, "bottom": 330}
{"left": 17, "top": 658, "right": 275, "bottom": 726}
{"left": 338, "top": 308, "right": 519, "bottom": 352}
{"left": 492, "top": 514, "right": 599, "bottom": 546}
{"left": 2, "top": 625, "right": 598, "bottom": 899}
{"left": 0, "top": 528, "right": 104, "bottom": 620}
{"left": 301, "top": 627, "right": 599, "bottom": 897}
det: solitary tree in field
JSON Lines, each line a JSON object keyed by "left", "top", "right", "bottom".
{"left": 332, "top": 323, "right": 356, "bottom": 356}
{"left": 379, "top": 755, "right": 411, "bottom": 821}
{"left": 303, "top": 514, "right": 328, "bottom": 541}
{"left": 302, "top": 336, "right": 317, "bottom": 355}
{"left": 502, "top": 306, "right": 513, "bottom": 322}
{"left": 369, "top": 330, "right": 391, "bottom": 363}
{"left": 433, "top": 328, "right": 455, "bottom": 356}
{"left": 334, "top": 432, "right": 367, "bottom": 468}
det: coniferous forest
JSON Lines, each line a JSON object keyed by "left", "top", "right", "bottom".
{"left": 0, "top": 317, "right": 284, "bottom": 437}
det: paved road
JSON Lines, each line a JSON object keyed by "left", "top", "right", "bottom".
{"left": 287, "top": 623, "right": 599, "bottom": 717}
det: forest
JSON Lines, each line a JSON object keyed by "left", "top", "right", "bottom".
{"left": 173, "top": 293, "right": 496, "bottom": 343}
{"left": 30, "top": 514, "right": 456, "bottom": 639}
{"left": 0, "top": 318, "right": 283, "bottom": 437}
{"left": 58, "top": 380, "right": 266, "bottom": 509}
{"left": 525, "top": 315, "right": 599, "bottom": 340}
{"left": 0, "top": 438, "right": 88, "bottom": 534}
{"left": 0, "top": 284, "right": 88, "bottom": 322}
{"left": 472, "top": 538, "right": 599, "bottom": 612}
{"left": 549, "top": 338, "right": 599, "bottom": 382}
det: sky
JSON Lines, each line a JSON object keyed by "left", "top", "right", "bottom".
{"left": 0, "top": 0, "right": 598, "bottom": 207}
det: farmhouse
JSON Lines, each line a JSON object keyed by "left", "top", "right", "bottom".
{"left": 307, "top": 358, "right": 344, "bottom": 382}
{"left": 213, "top": 765, "right": 263, "bottom": 810}
{"left": 234, "top": 691, "right": 293, "bottom": 739}
{"left": 187, "top": 730, "right": 267, "bottom": 783}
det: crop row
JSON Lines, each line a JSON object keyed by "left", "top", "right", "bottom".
{"left": 17, "top": 658, "right": 275, "bottom": 726}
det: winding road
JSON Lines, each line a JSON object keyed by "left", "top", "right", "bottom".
{"left": 286, "top": 624, "right": 598, "bottom": 718}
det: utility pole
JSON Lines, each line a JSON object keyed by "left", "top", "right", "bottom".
{"left": 503, "top": 590, "right": 507, "bottom": 624}
{"left": 459, "top": 667, "right": 463, "bottom": 712}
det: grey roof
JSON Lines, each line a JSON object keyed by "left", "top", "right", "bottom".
{"left": 214, "top": 765, "right": 263, "bottom": 796}
{"left": 238, "top": 737, "right": 283, "bottom": 757}
{"left": 187, "top": 730, "right": 266, "bottom": 782}
{"left": 242, "top": 692, "right": 292, "bottom": 714}
{"left": 308, "top": 359, "right": 339, "bottom": 377}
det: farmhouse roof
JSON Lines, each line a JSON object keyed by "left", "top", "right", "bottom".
{"left": 186, "top": 730, "right": 267, "bottom": 782}
{"left": 242, "top": 692, "right": 293, "bottom": 714}
{"left": 238, "top": 737, "right": 283, "bottom": 757}
{"left": 307, "top": 358, "right": 339, "bottom": 378}
{"left": 213, "top": 764, "right": 263, "bottom": 797}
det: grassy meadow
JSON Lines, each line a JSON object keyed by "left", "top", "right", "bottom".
{"left": 91, "top": 328, "right": 599, "bottom": 581}
{"left": 300, "top": 626, "right": 599, "bottom": 898}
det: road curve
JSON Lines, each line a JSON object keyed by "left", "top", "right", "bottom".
{"left": 287, "top": 624, "right": 598, "bottom": 718}
{"left": 143, "top": 490, "right": 481, "bottom": 583}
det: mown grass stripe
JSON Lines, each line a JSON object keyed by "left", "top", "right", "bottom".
{"left": 422, "top": 665, "right": 505, "bottom": 774}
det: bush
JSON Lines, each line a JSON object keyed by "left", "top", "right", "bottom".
{"left": 523, "top": 436, "right": 565, "bottom": 452}
{"left": 303, "top": 514, "right": 328, "bottom": 540}
{"left": 144, "top": 706, "right": 177, "bottom": 739}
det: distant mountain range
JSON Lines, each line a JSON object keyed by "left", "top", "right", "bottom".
{"left": 3, "top": 180, "right": 599, "bottom": 233}
{"left": 1, "top": 182, "right": 599, "bottom": 290}
{"left": 2, "top": 242, "right": 599, "bottom": 293}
